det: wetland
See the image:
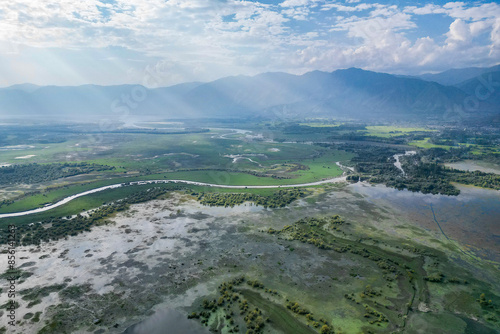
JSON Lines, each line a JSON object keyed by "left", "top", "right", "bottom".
{"left": 1, "top": 183, "right": 498, "bottom": 333}
{"left": 0, "top": 121, "right": 499, "bottom": 334}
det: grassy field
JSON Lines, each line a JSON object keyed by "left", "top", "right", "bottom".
{"left": 3, "top": 122, "right": 500, "bottom": 334}
{"left": 409, "top": 137, "right": 480, "bottom": 150}
{"left": 298, "top": 122, "right": 343, "bottom": 128}
{"left": 0, "top": 132, "right": 329, "bottom": 170}
{"left": 238, "top": 289, "right": 317, "bottom": 334}
{"left": 361, "top": 126, "right": 436, "bottom": 138}
{"left": 409, "top": 138, "right": 453, "bottom": 149}
{"left": 1, "top": 179, "right": 319, "bottom": 226}
{"left": 287, "top": 151, "right": 350, "bottom": 183}
{"left": 0, "top": 160, "right": 345, "bottom": 215}
{"left": 1, "top": 128, "right": 353, "bottom": 216}
{"left": 0, "top": 139, "right": 83, "bottom": 163}
{"left": 409, "top": 137, "right": 500, "bottom": 155}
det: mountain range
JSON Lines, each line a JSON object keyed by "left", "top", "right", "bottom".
{"left": 0, "top": 65, "right": 498, "bottom": 123}
{"left": 415, "top": 65, "right": 500, "bottom": 86}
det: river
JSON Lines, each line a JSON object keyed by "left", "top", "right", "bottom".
{"left": 0, "top": 176, "right": 346, "bottom": 219}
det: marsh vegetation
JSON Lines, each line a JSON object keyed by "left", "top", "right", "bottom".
{"left": 0, "top": 120, "right": 499, "bottom": 334}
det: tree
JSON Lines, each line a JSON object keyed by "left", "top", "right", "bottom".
{"left": 320, "top": 324, "right": 333, "bottom": 334}
{"left": 478, "top": 293, "right": 492, "bottom": 307}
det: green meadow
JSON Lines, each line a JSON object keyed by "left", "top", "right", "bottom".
{"left": 361, "top": 125, "right": 436, "bottom": 138}
{"left": 410, "top": 137, "right": 500, "bottom": 154}
{"left": 1, "top": 130, "right": 353, "bottom": 216}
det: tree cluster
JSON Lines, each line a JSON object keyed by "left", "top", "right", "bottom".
{"left": 2, "top": 187, "right": 172, "bottom": 246}
{"left": 195, "top": 189, "right": 306, "bottom": 208}
{"left": 0, "top": 163, "right": 114, "bottom": 186}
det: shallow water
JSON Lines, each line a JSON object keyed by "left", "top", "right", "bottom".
{"left": 122, "top": 308, "right": 209, "bottom": 334}
{"left": 121, "top": 183, "right": 500, "bottom": 332}
{"left": 348, "top": 182, "right": 500, "bottom": 261}
{"left": 4, "top": 183, "right": 498, "bottom": 333}
{"left": 445, "top": 160, "right": 500, "bottom": 175}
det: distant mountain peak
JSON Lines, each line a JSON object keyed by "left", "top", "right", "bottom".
{"left": 0, "top": 67, "right": 497, "bottom": 123}
{"left": 416, "top": 64, "right": 500, "bottom": 86}
{"left": 3, "top": 83, "right": 40, "bottom": 93}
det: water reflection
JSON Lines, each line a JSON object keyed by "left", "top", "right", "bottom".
{"left": 348, "top": 182, "right": 500, "bottom": 261}
{"left": 123, "top": 309, "right": 209, "bottom": 334}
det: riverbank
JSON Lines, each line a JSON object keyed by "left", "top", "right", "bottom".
{"left": 0, "top": 176, "right": 346, "bottom": 218}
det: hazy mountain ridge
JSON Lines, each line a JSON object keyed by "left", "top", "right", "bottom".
{"left": 456, "top": 71, "right": 500, "bottom": 106}
{"left": 415, "top": 64, "right": 500, "bottom": 86}
{"left": 0, "top": 67, "right": 498, "bottom": 122}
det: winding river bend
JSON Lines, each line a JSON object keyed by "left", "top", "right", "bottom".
{"left": 0, "top": 176, "right": 347, "bottom": 219}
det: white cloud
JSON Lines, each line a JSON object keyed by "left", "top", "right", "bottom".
{"left": 333, "top": 8, "right": 416, "bottom": 42}
{"left": 322, "top": 3, "right": 374, "bottom": 12}
{"left": 0, "top": 0, "right": 499, "bottom": 86}
{"left": 447, "top": 19, "right": 471, "bottom": 42}
{"left": 280, "top": 0, "right": 309, "bottom": 7}
{"left": 490, "top": 18, "right": 500, "bottom": 58}
{"left": 292, "top": 2, "right": 500, "bottom": 75}
{"left": 404, "top": 4, "right": 447, "bottom": 15}
{"left": 280, "top": 0, "right": 321, "bottom": 8}
{"left": 444, "top": 2, "right": 500, "bottom": 21}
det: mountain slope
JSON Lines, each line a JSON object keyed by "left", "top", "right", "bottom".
{"left": 456, "top": 70, "right": 500, "bottom": 107}
{"left": 416, "top": 65, "right": 500, "bottom": 86}
{"left": 265, "top": 68, "right": 469, "bottom": 120}
{"left": 0, "top": 68, "right": 493, "bottom": 122}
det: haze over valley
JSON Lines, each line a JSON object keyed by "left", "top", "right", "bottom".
{"left": 1, "top": 65, "right": 499, "bottom": 123}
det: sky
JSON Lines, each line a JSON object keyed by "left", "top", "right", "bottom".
{"left": 0, "top": 0, "right": 499, "bottom": 87}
